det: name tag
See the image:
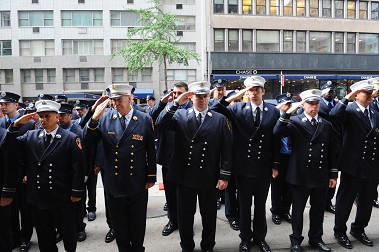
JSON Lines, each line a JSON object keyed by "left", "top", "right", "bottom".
{"left": 132, "top": 134, "right": 144, "bottom": 141}
{"left": 108, "top": 132, "right": 115, "bottom": 135}
{"left": 375, "top": 128, "right": 379, "bottom": 133}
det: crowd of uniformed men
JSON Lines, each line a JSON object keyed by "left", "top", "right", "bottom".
{"left": 0, "top": 76, "right": 379, "bottom": 252}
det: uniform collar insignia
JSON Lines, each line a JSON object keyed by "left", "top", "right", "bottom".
{"left": 112, "top": 114, "right": 117, "bottom": 119}
{"left": 245, "top": 106, "right": 250, "bottom": 110}
{"left": 264, "top": 107, "right": 268, "bottom": 111}
{"left": 207, "top": 111, "right": 212, "bottom": 117}
{"left": 188, "top": 108, "right": 194, "bottom": 113}
{"left": 39, "top": 132, "right": 44, "bottom": 138}
{"left": 133, "top": 115, "right": 138, "bottom": 121}
{"left": 319, "top": 118, "right": 322, "bottom": 123}
{"left": 56, "top": 134, "right": 61, "bottom": 138}
{"left": 356, "top": 108, "right": 361, "bottom": 112}
{"left": 301, "top": 117, "right": 307, "bottom": 122}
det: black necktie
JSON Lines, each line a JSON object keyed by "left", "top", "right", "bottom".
{"left": 328, "top": 102, "right": 333, "bottom": 109}
{"left": 45, "top": 134, "right": 52, "bottom": 149}
{"left": 311, "top": 118, "right": 317, "bottom": 130}
{"left": 120, "top": 116, "right": 126, "bottom": 130}
{"left": 364, "top": 109, "right": 369, "bottom": 118}
{"left": 6, "top": 119, "right": 11, "bottom": 128}
{"left": 196, "top": 113, "right": 202, "bottom": 129}
{"left": 254, "top": 107, "right": 261, "bottom": 128}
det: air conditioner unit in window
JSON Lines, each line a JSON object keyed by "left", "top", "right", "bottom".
{"left": 78, "top": 0, "right": 85, "bottom": 3}
{"left": 81, "top": 83, "right": 89, "bottom": 90}
{"left": 34, "top": 57, "right": 41, "bottom": 63}
{"left": 32, "top": 0, "right": 39, "bottom": 3}
{"left": 36, "top": 83, "right": 44, "bottom": 90}
{"left": 127, "top": 0, "right": 134, "bottom": 3}
{"left": 33, "top": 27, "right": 40, "bottom": 33}
{"left": 176, "top": 31, "right": 183, "bottom": 36}
{"left": 79, "top": 56, "right": 87, "bottom": 62}
{"left": 176, "top": 4, "right": 183, "bottom": 9}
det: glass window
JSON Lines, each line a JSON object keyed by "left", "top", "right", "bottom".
{"left": 372, "top": 2, "right": 379, "bottom": 20}
{"left": 242, "top": 30, "right": 253, "bottom": 51}
{"left": 112, "top": 68, "right": 124, "bottom": 82}
{"left": 64, "top": 69, "right": 75, "bottom": 83}
{"left": 310, "top": 32, "right": 331, "bottom": 53}
{"left": 5, "top": 69, "right": 13, "bottom": 84}
{"left": 18, "top": 11, "right": 53, "bottom": 27}
{"left": 110, "top": 11, "right": 140, "bottom": 26}
{"left": 256, "top": 0, "right": 266, "bottom": 15}
{"left": 128, "top": 71, "right": 138, "bottom": 82}
{"left": 214, "top": 29, "right": 225, "bottom": 52}
{"left": 63, "top": 40, "right": 103, "bottom": 55}
{"left": 142, "top": 68, "right": 152, "bottom": 82}
{"left": 347, "top": 1, "right": 356, "bottom": 19}
{"left": 296, "top": 0, "right": 306, "bottom": 16}
{"left": 175, "top": 42, "right": 196, "bottom": 51}
{"left": 359, "top": 33, "right": 379, "bottom": 53}
{"left": 296, "top": 31, "right": 306, "bottom": 52}
{"left": 22, "top": 70, "right": 31, "bottom": 83}
{"left": 214, "top": 0, "right": 224, "bottom": 13}
{"left": 322, "top": 0, "right": 331, "bottom": 18}
{"left": 347, "top": 33, "right": 356, "bottom": 53}
{"left": 243, "top": 0, "right": 252, "bottom": 14}
{"left": 270, "top": 0, "right": 279, "bottom": 15}
{"left": 310, "top": 0, "right": 319, "bottom": 17}
{"left": 335, "top": 0, "right": 344, "bottom": 18}
{"left": 176, "top": 16, "right": 195, "bottom": 30}
{"left": 20, "top": 40, "right": 55, "bottom": 56}
{"left": 256, "top": 30, "right": 279, "bottom": 52}
{"left": 228, "top": 29, "right": 239, "bottom": 52}
{"left": 47, "top": 69, "right": 55, "bottom": 83}
{"left": 94, "top": 68, "right": 104, "bottom": 82}
{"left": 283, "top": 31, "right": 293, "bottom": 52}
{"left": 35, "top": 69, "right": 43, "bottom": 83}
{"left": 0, "top": 11, "right": 11, "bottom": 27}
{"left": 283, "top": 0, "right": 293, "bottom": 16}
{"left": 167, "top": 69, "right": 196, "bottom": 81}
{"left": 187, "top": 70, "right": 196, "bottom": 81}
{"left": 111, "top": 40, "right": 126, "bottom": 53}
{"left": 334, "top": 32, "right": 344, "bottom": 53}
{"left": 80, "top": 69, "right": 90, "bottom": 82}
{"left": 359, "top": 1, "right": 368, "bottom": 19}
{"left": 61, "top": 11, "right": 102, "bottom": 26}
{"left": 0, "top": 41, "right": 12, "bottom": 56}
{"left": 228, "top": 0, "right": 238, "bottom": 14}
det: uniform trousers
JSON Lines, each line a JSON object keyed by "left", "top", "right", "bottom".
{"left": 107, "top": 190, "right": 148, "bottom": 252}
{"left": 289, "top": 185, "right": 328, "bottom": 245}
{"left": 11, "top": 184, "right": 33, "bottom": 244}
{"left": 325, "top": 187, "right": 336, "bottom": 207}
{"left": 162, "top": 166, "right": 178, "bottom": 225}
{"left": 74, "top": 199, "right": 86, "bottom": 232}
{"left": 237, "top": 175, "right": 270, "bottom": 242}
{"left": 334, "top": 172, "right": 377, "bottom": 235}
{"left": 225, "top": 174, "right": 239, "bottom": 222}
{"left": 33, "top": 204, "right": 76, "bottom": 252}
{"left": 271, "top": 154, "right": 292, "bottom": 216}
{"left": 177, "top": 184, "right": 218, "bottom": 251}
{"left": 83, "top": 172, "right": 98, "bottom": 213}
{"left": 100, "top": 168, "right": 112, "bottom": 229}
{"left": 0, "top": 204, "right": 13, "bottom": 252}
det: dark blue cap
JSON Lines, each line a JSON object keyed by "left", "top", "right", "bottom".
{"left": 38, "top": 94, "right": 54, "bottom": 101}
{"left": 74, "top": 100, "right": 89, "bottom": 109}
{"left": 18, "top": 103, "right": 26, "bottom": 109}
{"left": 59, "top": 103, "right": 74, "bottom": 114}
{"left": 0, "top": 92, "right": 20, "bottom": 103}
{"left": 320, "top": 81, "right": 337, "bottom": 91}
{"left": 147, "top": 95, "right": 155, "bottom": 101}
{"left": 212, "top": 79, "right": 227, "bottom": 88}
{"left": 275, "top": 93, "right": 294, "bottom": 104}
{"left": 54, "top": 95, "right": 68, "bottom": 103}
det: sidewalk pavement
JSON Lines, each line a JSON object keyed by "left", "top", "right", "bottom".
{"left": 20, "top": 171, "right": 379, "bottom": 251}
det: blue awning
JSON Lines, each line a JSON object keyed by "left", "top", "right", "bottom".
{"left": 133, "top": 89, "right": 154, "bottom": 98}
{"left": 212, "top": 74, "right": 379, "bottom": 81}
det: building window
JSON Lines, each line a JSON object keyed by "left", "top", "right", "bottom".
{"left": 61, "top": 11, "right": 102, "bottom": 26}
{"left": 80, "top": 69, "right": 90, "bottom": 82}
{"left": 309, "top": 0, "right": 319, "bottom": 17}
{"left": 359, "top": 34, "right": 379, "bottom": 53}
{"left": 256, "top": 30, "right": 279, "bottom": 52}
{"left": 296, "top": 31, "right": 306, "bottom": 52}
{"left": 163, "top": 0, "right": 195, "bottom": 3}
{"left": 18, "top": 11, "right": 53, "bottom": 26}
{"left": 347, "top": 1, "right": 355, "bottom": 19}
{"left": 35, "top": 69, "right": 43, "bottom": 83}
{"left": 269, "top": 0, "right": 279, "bottom": 15}
{"left": 214, "top": 0, "right": 224, "bottom": 14}
{"left": 112, "top": 68, "right": 124, "bottom": 82}
{"left": 176, "top": 16, "right": 195, "bottom": 31}
{"left": 335, "top": 0, "right": 344, "bottom": 18}
{"left": 347, "top": 33, "right": 356, "bottom": 53}
{"left": 47, "top": 69, "right": 55, "bottom": 83}
{"left": 322, "top": 0, "right": 331, "bottom": 18}
{"left": 22, "top": 70, "right": 31, "bottom": 83}
{"left": 0, "top": 41, "right": 12, "bottom": 56}
{"left": 310, "top": 32, "right": 331, "bottom": 53}
{"left": 111, "top": 40, "right": 126, "bottom": 53}
{"left": 243, "top": 0, "right": 252, "bottom": 14}
{"left": 19, "top": 40, "right": 54, "bottom": 56}
{"left": 214, "top": 29, "right": 225, "bottom": 52}
{"left": 175, "top": 42, "right": 196, "bottom": 51}
{"left": 372, "top": 2, "right": 379, "bottom": 20}
{"left": 256, "top": 0, "right": 266, "bottom": 15}
{"left": 242, "top": 30, "right": 253, "bottom": 51}
{"left": 228, "top": 0, "right": 238, "bottom": 14}
{"left": 64, "top": 69, "right": 75, "bottom": 83}
{"left": 228, "top": 29, "right": 239, "bottom": 52}
{"left": 5, "top": 69, "right": 13, "bottom": 84}
{"left": 359, "top": 1, "right": 368, "bottom": 19}
{"left": 334, "top": 32, "right": 344, "bottom": 53}
{"left": 167, "top": 69, "right": 196, "bottom": 81}
{"left": 110, "top": 11, "right": 140, "bottom": 26}
{"left": 0, "top": 11, "right": 11, "bottom": 27}
{"left": 283, "top": 31, "right": 293, "bottom": 52}
{"left": 142, "top": 68, "right": 152, "bottom": 82}
{"left": 283, "top": 0, "right": 293, "bottom": 16}
{"left": 94, "top": 68, "right": 104, "bottom": 82}
{"left": 62, "top": 40, "right": 103, "bottom": 55}
{"left": 296, "top": 0, "right": 306, "bottom": 16}
{"left": 128, "top": 71, "right": 138, "bottom": 82}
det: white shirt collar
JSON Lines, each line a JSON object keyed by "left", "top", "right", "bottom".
{"left": 118, "top": 107, "right": 134, "bottom": 121}
{"left": 193, "top": 107, "right": 208, "bottom": 117}
{"left": 44, "top": 125, "right": 59, "bottom": 138}
{"left": 356, "top": 103, "right": 369, "bottom": 114}
{"left": 250, "top": 101, "right": 263, "bottom": 112}
{"left": 304, "top": 112, "right": 319, "bottom": 122}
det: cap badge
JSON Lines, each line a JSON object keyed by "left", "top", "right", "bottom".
{"left": 0, "top": 91, "right": 6, "bottom": 97}
{"left": 76, "top": 100, "right": 80, "bottom": 104}
{"left": 133, "top": 116, "right": 138, "bottom": 121}
{"left": 302, "top": 117, "right": 307, "bottom": 122}
{"left": 217, "top": 79, "right": 222, "bottom": 84}
{"left": 112, "top": 84, "right": 116, "bottom": 89}
{"left": 311, "top": 90, "right": 316, "bottom": 94}
{"left": 42, "top": 101, "right": 47, "bottom": 105}
{"left": 39, "top": 94, "right": 44, "bottom": 98}
{"left": 286, "top": 92, "right": 291, "bottom": 98}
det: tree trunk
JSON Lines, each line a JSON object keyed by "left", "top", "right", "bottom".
{"left": 163, "top": 56, "right": 168, "bottom": 92}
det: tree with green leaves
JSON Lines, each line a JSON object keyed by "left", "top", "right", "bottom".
{"left": 113, "top": 0, "right": 200, "bottom": 92}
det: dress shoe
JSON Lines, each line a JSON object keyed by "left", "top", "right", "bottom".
{"left": 282, "top": 213, "right": 292, "bottom": 223}
{"left": 216, "top": 198, "right": 221, "bottom": 210}
{"left": 254, "top": 239, "right": 271, "bottom": 252}
{"left": 88, "top": 211, "right": 96, "bottom": 221}
{"left": 290, "top": 244, "right": 301, "bottom": 252}
{"left": 56, "top": 232, "right": 63, "bottom": 243}
{"left": 334, "top": 233, "right": 352, "bottom": 249}
{"left": 324, "top": 205, "right": 335, "bottom": 214}
{"left": 229, "top": 220, "right": 240, "bottom": 230}
{"left": 20, "top": 241, "right": 31, "bottom": 252}
{"left": 163, "top": 202, "right": 168, "bottom": 211}
{"left": 271, "top": 214, "right": 281, "bottom": 225}
{"left": 105, "top": 229, "right": 115, "bottom": 243}
{"left": 350, "top": 231, "right": 374, "bottom": 247}
{"left": 12, "top": 240, "right": 21, "bottom": 250}
{"left": 162, "top": 221, "right": 178, "bottom": 236}
{"left": 77, "top": 230, "right": 87, "bottom": 242}
{"left": 239, "top": 240, "right": 249, "bottom": 252}
{"left": 308, "top": 241, "right": 331, "bottom": 252}
{"left": 373, "top": 200, "right": 379, "bottom": 208}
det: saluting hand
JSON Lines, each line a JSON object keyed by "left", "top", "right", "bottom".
{"left": 92, "top": 99, "right": 109, "bottom": 121}
{"left": 175, "top": 91, "right": 194, "bottom": 106}
{"left": 329, "top": 178, "right": 337, "bottom": 188}
{"left": 91, "top": 95, "right": 109, "bottom": 112}
{"left": 216, "top": 180, "right": 228, "bottom": 190}
{"left": 161, "top": 90, "right": 175, "bottom": 104}
{"left": 272, "top": 168, "right": 279, "bottom": 179}
{"left": 372, "top": 86, "right": 379, "bottom": 98}
{"left": 71, "top": 196, "right": 81, "bottom": 202}
{"left": 345, "top": 88, "right": 365, "bottom": 101}
{"left": 145, "top": 182, "right": 155, "bottom": 189}
{"left": 286, "top": 101, "right": 304, "bottom": 115}
{"left": 13, "top": 113, "right": 36, "bottom": 127}
{"left": 225, "top": 86, "right": 251, "bottom": 103}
